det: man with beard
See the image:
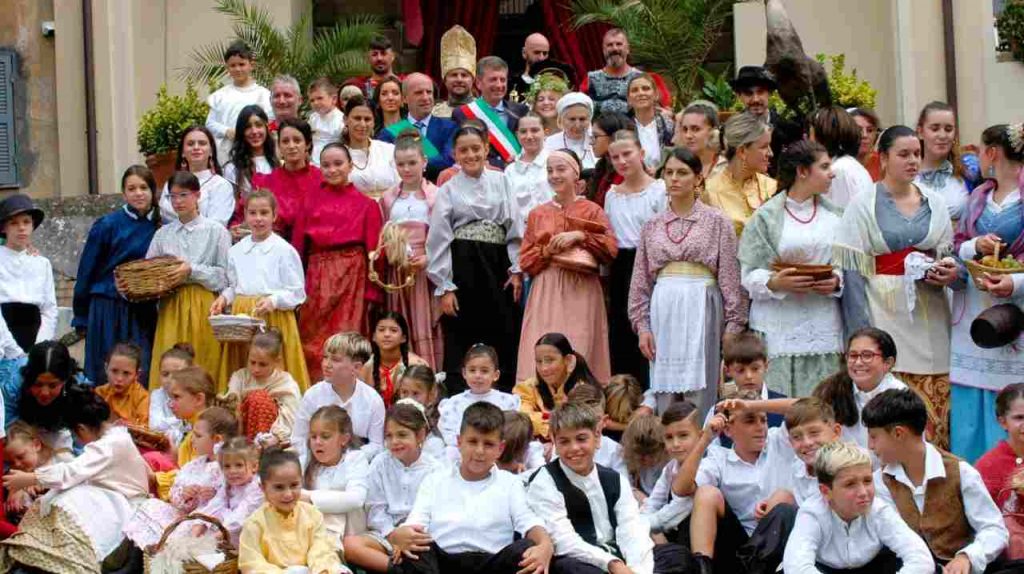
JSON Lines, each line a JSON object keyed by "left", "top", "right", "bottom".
{"left": 581, "top": 28, "right": 671, "bottom": 115}
{"left": 452, "top": 56, "right": 529, "bottom": 169}
{"left": 508, "top": 33, "right": 575, "bottom": 102}
{"left": 432, "top": 25, "right": 477, "bottom": 119}
{"left": 377, "top": 72, "right": 457, "bottom": 181}
{"left": 346, "top": 35, "right": 402, "bottom": 98}
{"left": 270, "top": 75, "right": 303, "bottom": 124}
{"left": 729, "top": 66, "right": 803, "bottom": 176}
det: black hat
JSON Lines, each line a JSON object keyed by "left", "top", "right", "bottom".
{"left": 0, "top": 194, "right": 45, "bottom": 238}
{"left": 730, "top": 66, "right": 778, "bottom": 92}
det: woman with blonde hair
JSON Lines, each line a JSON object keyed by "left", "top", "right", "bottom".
{"left": 702, "top": 112, "right": 777, "bottom": 237}
{"left": 526, "top": 72, "right": 570, "bottom": 136}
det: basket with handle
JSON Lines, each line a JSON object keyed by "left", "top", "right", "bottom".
{"left": 965, "top": 243, "right": 1024, "bottom": 282}
{"left": 142, "top": 512, "right": 238, "bottom": 574}
{"left": 209, "top": 315, "right": 266, "bottom": 343}
{"left": 114, "top": 256, "right": 186, "bottom": 302}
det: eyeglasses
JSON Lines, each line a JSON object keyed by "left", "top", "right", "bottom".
{"left": 846, "top": 351, "right": 881, "bottom": 363}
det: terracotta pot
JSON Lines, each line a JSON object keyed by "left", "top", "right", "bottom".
{"left": 145, "top": 151, "right": 178, "bottom": 189}
{"left": 718, "top": 110, "right": 736, "bottom": 124}
{"left": 970, "top": 303, "right": 1024, "bottom": 349}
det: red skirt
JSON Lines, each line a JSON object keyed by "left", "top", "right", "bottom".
{"left": 300, "top": 246, "right": 370, "bottom": 381}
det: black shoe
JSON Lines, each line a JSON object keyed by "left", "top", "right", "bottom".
{"left": 692, "top": 553, "right": 714, "bottom": 574}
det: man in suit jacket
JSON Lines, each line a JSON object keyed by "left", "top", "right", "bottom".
{"left": 376, "top": 72, "right": 456, "bottom": 182}
{"left": 452, "top": 56, "right": 529, "bottom": 169}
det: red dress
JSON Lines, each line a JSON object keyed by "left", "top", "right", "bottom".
{"left": 291, "top": 182, "right": 383, "bottom": 379}
{"left": 247, "top": 165, "right": 323, "bottom": 242}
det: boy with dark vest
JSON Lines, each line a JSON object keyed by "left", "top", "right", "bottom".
{"left": 863, "top": 389, "right": 1008, "bottom": 574}
{"left": 527, "top": 402, "right": 690, "bottom": 574}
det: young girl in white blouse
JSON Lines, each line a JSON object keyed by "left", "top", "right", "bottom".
{"left": 437, "top": 344, "right": 520, "bottom": 450}
{"left": 157, "top": 126, "right": 236, "bottom": 226}
{"left": 211, "top": 189, "right": 308, "bottom": 389}
{"left": 301, "top": 404, "right": 371, "bottom": 550}
{"left": 782, "top": 441, "right": 934, "bottom": 574}
{"left": 0, "top": 194, "right": 57, "bottom": 354}
{"left": 505, "top": 113, "right": 553, "bottom": 233}
{"left": 146, "top": 170, "right": 231, "bottom": 386}
{"left": 191, "top": 436, "right": 264, "bottom": 547}
{"left": 343, "top": 399, "right": 441, "bottom": 573}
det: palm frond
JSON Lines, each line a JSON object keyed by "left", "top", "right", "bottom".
{"left": 179, "top": 41, "right": 230, "bottom": 85}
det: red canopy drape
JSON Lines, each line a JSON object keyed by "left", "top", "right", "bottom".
{"left": 540, "top": 0, "right": 610, "bottom": 86}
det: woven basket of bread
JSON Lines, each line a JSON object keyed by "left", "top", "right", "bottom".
{"left": 209, "top": 315, "right": 265, "bottom": 343}
{"left": 114, "top": 257, "right": 185, "bottom": 302}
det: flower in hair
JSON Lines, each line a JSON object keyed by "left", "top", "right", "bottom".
{"left": 395, "top": 398, "right": 430, "bottom": 423}
{"left": 1007, "top": 122, "right": 1024, "bottom": 155}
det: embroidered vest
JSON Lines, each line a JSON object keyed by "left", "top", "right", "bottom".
{"left": 882, "top": 449, "right": 973, "bottom": 561}
{"left": 531, "top": 460, "right": 621, "bottom": 549}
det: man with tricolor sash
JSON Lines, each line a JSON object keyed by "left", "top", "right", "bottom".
{"left": 452, "top": 56, "right": 529, "bottom": 169}
{"left": 377, "top": 72, "right": 456, "bottom": 182}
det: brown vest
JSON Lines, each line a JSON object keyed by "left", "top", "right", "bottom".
{"left": 882, "top": 449, "right": 973, "bottom": 561}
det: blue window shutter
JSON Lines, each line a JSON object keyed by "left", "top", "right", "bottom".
{"left": 0, "top": 50, "right": 17, "bottom": 188}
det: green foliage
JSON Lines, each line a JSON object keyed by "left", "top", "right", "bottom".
{"left": 571, "top": 0, "right": 740, "bottom": 105}
{"left": 137, "top": 83, "right": 209, "bottom": 157}
{"left": 997, "top": 0, "right": 1024, "bottom": 62}
{"left": 180, "top": 0, "right": 383, "bottom": 96}
{"left": 815, "top": 53, "right": 877, "bottom": 110}
{"left": 698, "top": 66, "right": 736, "bottom": 111}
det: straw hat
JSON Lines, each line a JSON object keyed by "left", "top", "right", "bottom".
{"left": 440, "top": 25, "right": 477, "bottom": 79}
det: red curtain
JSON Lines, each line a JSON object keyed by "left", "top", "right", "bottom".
{"left": 540, "top": 1, "right": 610, "bottom": 87}
{"left": 418, "top": 0, "right": 500, "bottom": 84}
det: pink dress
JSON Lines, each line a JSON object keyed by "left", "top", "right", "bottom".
{"left": 124, "top": 455, "right": 223, "bottom": 549}
{"left": 193, "top": 475, "right": 265, "bottom": 547}
{"left": 381, "top": 181, "right": 444, "bottom": 369}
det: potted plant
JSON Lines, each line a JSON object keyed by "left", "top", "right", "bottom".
{"left": 137, "top": 82, "right": 209, "bottom": 187}
{"left": 816, "top": 53, "right": 876, "bottom": 110}
{"left": 998, "top": 0, "right": 1024, "bottom": 62}
{"left": 698, "top": 66, "right": 740, "bottom": 123}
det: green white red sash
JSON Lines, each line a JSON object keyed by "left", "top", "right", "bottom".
{"left": 459, "top": 97, "right": 521, "bottom": 162}
{"left": 385, "top": 119, "right": 441, "bottom": 161}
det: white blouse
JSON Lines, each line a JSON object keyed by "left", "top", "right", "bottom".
{"left": 636, "top": 118, "right": 661, "bottom": 169}
{"left": 159, "top": 169, "right": 236, "bottom": 226}
{"left": 544, "top": 132, "right": 596, "bottom": 170}
{"left": 221, "top": 232, "right": 306, "bottom": 310}
{"left": 915, "top": 171, "right": 969, "bottom": 220}
{"left": 349, "top": 140, "right": 399, "bottom": 200}
{"left": 823, "top": 155, "right": 874, "bottom": 209}
{"left": 309, "top": 108, "right": 345, "bottom": 167}
{"left": 505, "top": 150, "right": 554, "bottom": 233}
{"left": 604, "top": 179, "right": 668, "bottom": 248}
{"left": 223, "top": 156, "right": 274, "bottom": 196}
{"left": 146, "top": 215, "right": 231, "bottom": 292}
{"left": 365, "top": 451, "right": 442, "bottom": 537}
{"left": 0, "top": 245, "right": 57, "bottom": 344}
{"left": 437, "top": 389, "right": 521, "bottom": 447}
{"left": 742, "top": 195, "right": 845, "bottom": 356}
{"left": 36, "top": 426, "right": 150, "bottom": 499}
{"left": 303, "top": 448, "right": 371, "bottom": 542}
{"left": 389, "top": 193, "right": 430, "bottom": 225}
{"left": 843, "top": 373, "right": 907, "bottom": 450}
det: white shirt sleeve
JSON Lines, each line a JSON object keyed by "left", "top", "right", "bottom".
{"left": 695, "top": 449, "right": 723, "bottom": 488}
{"left": 37, "top": 261, "right": 58, "bottom": 342}
{"left": 35, "top": 433, "right": 113, "bottom": 490}
{"left": 403, "top": 471, "right": 437, "bottom": 528}
{"left": 305, "top": 454, "right": 370, "bottom": 514}
{"left": 613, "top": 473, "right": 655, "bottom": 574}
{"left": 292, "top": 396, "right": 314, "bottom": 467}
{"left": 781, "top": 506, "right": 825, "bottom": 574}
{"left": 741, "top": 267, "right": 786, "bottom": 301}
{"left": 205, "top": 90, "right": 229, "bottom": 139}
{"left": 874, "top": 502, "right": 934, "bottom": 574}
{"left": 958, "top": 237, "right": 979, "bottom": 262}
{"left": 956, "top": 462, "right": 1009, "bottom": 573}
{"left": 365, "top": 460, "right": 393, "bottom": 536}
{"left": 0, "top": 315, "right": 24, "bottom": 359}
{"left": 204, "top": 177, "right": 237, "bottom": 226}
{"left": 367, "top": 395, "right": 386, "bottom": 452}
{"left": 269, "top": 243, "right": 306, "bottom": 310}
{"left": 527, "top": 469, "right": 619, "bottom": 570}
{"left": 508, "top": 473, "right": 545, "bottom": 536}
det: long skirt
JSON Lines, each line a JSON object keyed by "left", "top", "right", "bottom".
{"left": 83, "top": 295, "right": 157, "bottom": 387}
{"left": 764, "top": 353, "right": 843, "bottom": 398}
{"left": 299, "top": 247, "right": 369, "bottom": 382}
{"left": 516, "top": 266, "right": 611, "bottom": 383}
{"left": 951, "top": 385, "right": 1005, "bottom": 463}
{"left": 441, "top": 239, "right": 522, "bottom": 394}
{"left": 894, "top": 371, "right": 951, "bottom": 451}
{"left": 387, "top": 267, "right": 444, "bottom": 371}
{"left": 217, "top": 296, "right": 310, "bottom": 391}
{"left": 608, "top": 248, "right": 649, "bottom": 386}
{"left": 149, "top": 284, "right": 221, "bottom": 390}
{"left": 649, "top": 273, "right": 722, "bottom": 418}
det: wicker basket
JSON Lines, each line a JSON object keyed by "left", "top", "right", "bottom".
{"left": 126, "top": 423, "right": 170, "bottom": 452}
{"left": 209, "top": 315, "right": 265, "bottom": 343}
{"left": 965, "top": 259, "right": 1024, "bottom": 282}
{"left": 143, "top": 513, "right": 238, "bottom": 574}
{"left": 114, "top": 257, "right": 186, "bottom": 302}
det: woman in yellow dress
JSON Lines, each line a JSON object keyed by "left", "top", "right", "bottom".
{"left": 702, "top": 112, "right": 778, "bottom": 236}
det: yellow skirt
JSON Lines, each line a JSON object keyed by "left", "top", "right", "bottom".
{"left": 216, "top": 295, "right": 310, "bottom": 392}
{"left": 149, "top": 284, "right": 221, "bottom": 390}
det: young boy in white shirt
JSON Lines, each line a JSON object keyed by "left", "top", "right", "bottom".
{"left": 565, "top": 383, "right": 629, "bottom": 478}
{"left": 528, "top": 402, "right": 691, "bottom": 574}
{"left": 307, "top": 77, "right": 344, "bottom": 167}
{"left": 863, "top": 389, "right": 1009, "bottom": 574}
{"left": 205, "top": 40, "right": 273, "bottom": 165}
{"left": 672, "top": 391, "right": 797, "bottom": 574}
{"left": 292, "top": 332, "right": 385, "bottom": 464}
{"left": 782, "top": 441, "right": 934, "bottom": 574}
{"left": 388, "top": 402, "right": 555, "bottom": 574}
